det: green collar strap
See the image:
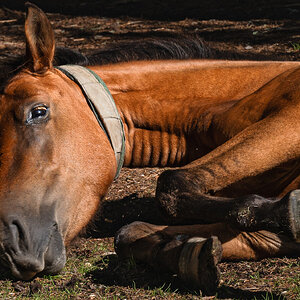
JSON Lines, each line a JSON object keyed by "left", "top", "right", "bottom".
{"left": 56, "top": 65, "right": 125, "bottom": 179}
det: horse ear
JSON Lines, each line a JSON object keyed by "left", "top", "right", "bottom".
{"left": 25, "top": 2, "right": 55, "bottom": 72}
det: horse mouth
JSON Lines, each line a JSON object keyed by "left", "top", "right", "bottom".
{"left": 8, "top": 257, "right": 44, "bottom": 281}
{"left": 0, "top": 221, "right": 67, "bottom": 280}
{"left": 5, "top": 249, "right": 66, "bottom": 281}
{"left": 0, "top": 244, "right": 66, "bottom": 280}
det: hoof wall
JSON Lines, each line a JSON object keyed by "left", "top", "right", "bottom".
{"left": 178, "top": 236, "right": 222, "bottom": 295}
{"left": 289, "top": 190, "right": 300, "bottom": 242}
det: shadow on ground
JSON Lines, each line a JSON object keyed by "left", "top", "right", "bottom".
{"left": 88, "top": 194, "right": 165, "bottom": 238}
{"left": 87, "top": 253, "right": 286, "bottom": 299}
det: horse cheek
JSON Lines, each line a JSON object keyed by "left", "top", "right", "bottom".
{"left": 61, "top": 133, "right": 117, "bottom": 244}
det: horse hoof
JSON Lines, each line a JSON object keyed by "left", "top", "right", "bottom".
{"left": 178, "top": 236, "right": 222, "bottom": 295}
{"left": 289, "top": 190, "right": 300, "bottom": 242}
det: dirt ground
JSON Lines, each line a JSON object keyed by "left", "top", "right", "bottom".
{"left": 0, "top": 4, "right": 299, "bottom": 300}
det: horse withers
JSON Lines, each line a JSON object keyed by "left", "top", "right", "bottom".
{"left": 0, "top": 2, "right": 299, "bottom": 293}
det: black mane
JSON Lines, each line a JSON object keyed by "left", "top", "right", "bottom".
{"left": 53, "top": 36, "right": 214, "bottom": 66}
{"left": 0, "top": 36, "right": 284, "bottom": 93}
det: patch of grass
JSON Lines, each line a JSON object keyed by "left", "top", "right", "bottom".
{"left": 220, "top": 258, "right": 300, "bottom": 300}
{"left": 0, "top": 281, "right": 15, "bottom": 299}
{"left": 148, "top": 282, "right": 174, "bottom": 297}
{"left": 0, "top": 239, "right": 299, "bottom": 299}
{"left": 291, "top": 42, "right": 300, "bottom": 51}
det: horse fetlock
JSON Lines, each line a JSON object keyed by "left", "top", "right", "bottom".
{"left": 231, "top": 202, "right": 260, "bottom": 230}
{"left": 228, "top": 195, "right": 278, "bottom": 232}
{"left": 228, "top": 192, "right": 300, "bottom": 240}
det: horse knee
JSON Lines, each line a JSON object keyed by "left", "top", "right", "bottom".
{"left": 114, "top": 221, "right": 165, "bottom": 262}
{"left": 156, "top": 169, "right": 204, "bottom": 222}
{"left": 156, "top": 169, "right": 186, "bottom": 214}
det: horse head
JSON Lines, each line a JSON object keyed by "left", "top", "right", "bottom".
{"left": 0, "top": 3, "right": 116, "bottom": 279}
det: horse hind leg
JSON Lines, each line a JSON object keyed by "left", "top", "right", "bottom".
{"left": 156, "top": 168, "right": 300, "bottom": 242}
{"left": 114, "top": 221, "right": 222, "bottom": 295}
{"left": 114, "top": 222, "right": 300, "bottom": 293}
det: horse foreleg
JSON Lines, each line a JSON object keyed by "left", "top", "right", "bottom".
{"left": 156, "top": 101, "right": 300, "bottom": 241}
{"left": 157, "top": 174, "right": 299, "bottom": 240}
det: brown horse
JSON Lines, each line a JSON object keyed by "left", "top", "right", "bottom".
{"left": 0, "top": 3, "right": 299, "bottom": 293}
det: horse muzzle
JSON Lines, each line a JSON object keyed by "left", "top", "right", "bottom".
{"left": 1, "top": 215, "right": 66, "bottom": 280}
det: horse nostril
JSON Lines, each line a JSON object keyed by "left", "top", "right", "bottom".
{"left": 9, "top": 219, "right": 28, "bottom": 251}
{"left": 2, "top": 218, "right": 28, "bottom": 255}
{"left": 2, "top": 216, "right": 66, "bottom": 279}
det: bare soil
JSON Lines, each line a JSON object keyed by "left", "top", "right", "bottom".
{"left": 0, "top": 5, "right": 299, "bottom": 299}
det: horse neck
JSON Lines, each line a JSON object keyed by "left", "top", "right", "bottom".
{"left": 90, "top": 60, "right": 300, "bottom": 167}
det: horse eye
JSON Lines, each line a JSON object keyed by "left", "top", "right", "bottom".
{"left": 31, "top": 106, "right": 48, "bottom": 119}
{"left": 27, "top": 105, "right": 49, "bottom": 124}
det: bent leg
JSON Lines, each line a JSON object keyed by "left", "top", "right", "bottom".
{"left": 115, "top": 221, "right": 222, "bottom": 294}
{"left": 115, "top": 221, "right": 300, "bottom": 292}
{"left": 115, "top": 221, "right": 299, "bottom": 261}
{"left": 156, "top": 69, "right": 300, "bottom": 240}
{"left": 156, "top": 80, "right": 300, "bottom": 240}
{"left": 157, "top": 173, "right": 300, "bottom": 242}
